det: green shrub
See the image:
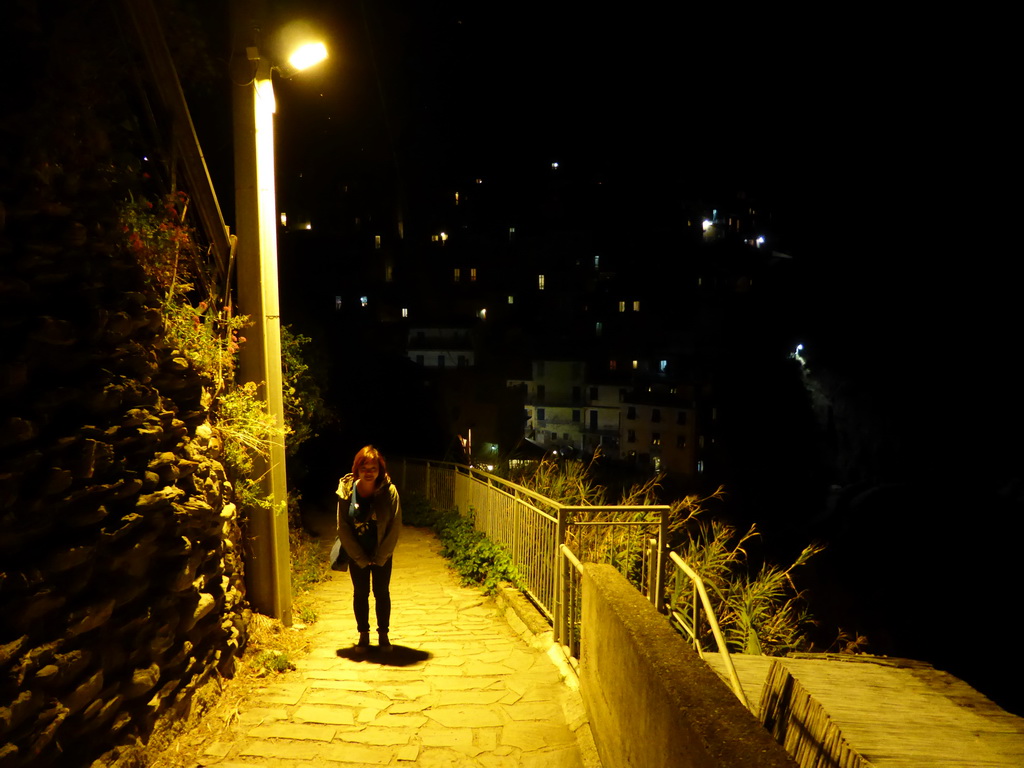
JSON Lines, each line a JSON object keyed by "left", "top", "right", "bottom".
{"left": 401, "top": 492, "right": 437, "bottom": 527}
{"left": 426, "top": 506, "right": 521, "bottom": 594}
{"left": 251, "top": 650, "right": 294, "bottom": 674}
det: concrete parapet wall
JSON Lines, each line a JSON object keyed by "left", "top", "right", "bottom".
{"left": 581, "top": 565, "right": 795, "bottom": 768}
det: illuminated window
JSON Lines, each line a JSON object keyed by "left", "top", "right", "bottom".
{"left": 385, "top": 265, "right": 394, "bottom": 282}
{"left": 402, "top": 307, "right": 408, "bottom": 318}
{"left": 652, "top": 433, "right": 661, "bottom": 446}
{"left": 360, "top": 296, "right": 368, "bottom": 307}
{"left": 280, "top": 212, "right": 288, "bottom": 227}
{"left": 595, "top": 321, "right": 603, "bottom": 336}
{"left": 618, "top": 301, "right": 625, "bottom": 313}
{"left": 659, "top": 360, "right": 667, "bottom": 372}
{"left": 454, "top": 268, "right": 461, "bottom": 283}
{"left": 374, "top": 234, "right": 381, "bottom": 249}
{"left": 551, "top": 161, "right": 559, "bottom": 169}
{"left": 697, "top": 460, "right": 704, "bottom": 473}
{"left": 594, "top": 254, "right": 600, "bottom": 269}
{"left": 455, "top": 191, "right": 460, "bottom": 205}
{"left": 632, "top": 360, "right": 638, "bottom": 370}
{"left": 627, "top": 429, "right": 636, "bottom": 443}
{"left": 470, "top": 267, "right": 477, "bottom": 282}
{"left": 335, "top": 296, "right": 342, "bottom": 310}
{"left": 609, "top": 360, "right": 617, "bottom": 371}
{"left": 508, "top": 295, "right": 514, "bottom": 304}
{"left": 633, "top": 300, "right": 640, "bottom": 312}
{"left": 538, "top": 274, "right": 545, "bottom": 290}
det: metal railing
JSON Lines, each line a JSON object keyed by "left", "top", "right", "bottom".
{"left": 666, "top": 549, "right": 750, "bottom": 709}
{"left": 397, "top": 458, "right": 747, "bottom": 706}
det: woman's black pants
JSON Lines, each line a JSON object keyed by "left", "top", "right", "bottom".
{"left": 349, "top": 558, "right": 393, "bottom": 633}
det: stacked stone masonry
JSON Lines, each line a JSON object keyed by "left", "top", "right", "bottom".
{"left": 0, "top": 172, "right": 248, "bottom": 766}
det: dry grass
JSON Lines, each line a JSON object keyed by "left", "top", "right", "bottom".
{"left": 142, "top": 603, "right": 325, "bottom": 767}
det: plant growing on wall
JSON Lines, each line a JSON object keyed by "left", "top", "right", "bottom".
{"left": 120, "top": 192, "right": 246, "bottom": 392}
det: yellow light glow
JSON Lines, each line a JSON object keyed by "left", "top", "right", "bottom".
{"left": 288, "top": 42, "right": 327, "bottom": 72}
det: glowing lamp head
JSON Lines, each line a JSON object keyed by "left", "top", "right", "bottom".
{"left": 287, "top": 42, "right": 327, "bottom": 72}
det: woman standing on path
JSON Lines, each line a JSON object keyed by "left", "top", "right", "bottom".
{"left": 336, "top": 445, "right": 402, "bottom": 650}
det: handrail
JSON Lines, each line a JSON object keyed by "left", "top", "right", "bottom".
{"left": 668, "top": 550, "right": 750, "bottom": 710}
{"left": 560, "top": 544, "right": 584, "bottom": 573}
{"left": 120, "top": 0, "right": 232, "bottom": 284}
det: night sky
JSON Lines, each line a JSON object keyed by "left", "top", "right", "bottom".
{"left": 249, "top": 1, "right": 1020, "bottom": 472}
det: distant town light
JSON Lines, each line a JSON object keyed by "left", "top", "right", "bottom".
{"left": 280, "top": 212, "right": 288, "bottom": 226}
{"left": 551, "top": 162, "right": 559, "bottom": 169}
{"left": 304, "top": 223, "right": 312, "bottom": 230}
{"left": 791, "top": 343, "right": 807, "bottom": 367}
{"left": 702, "top": 219, "right": 712, "bottom": 231}
{"left": 360, "top": 295, "right": 368, "bottom": 307}
{"left": 756, "top": 235, "right": 765, "bottom": 247}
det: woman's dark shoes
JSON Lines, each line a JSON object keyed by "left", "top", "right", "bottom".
{"left": 355, "top": 632, "right": 370, "bottom": 650}
{"left": 378, "top": 632, "right": 392, "bottom": 651}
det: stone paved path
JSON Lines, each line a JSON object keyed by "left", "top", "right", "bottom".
{"left": 198, "top": 525, "right": 596, "bottom": 767}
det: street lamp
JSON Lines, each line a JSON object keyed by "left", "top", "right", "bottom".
{"left": 231, "top": 5, "right": 326, "bottom": 624}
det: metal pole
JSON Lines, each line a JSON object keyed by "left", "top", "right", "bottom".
{"left": 231, "top": 0, "right": 291, "bottom": 624}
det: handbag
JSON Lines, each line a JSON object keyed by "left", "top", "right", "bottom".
{"left": 330, "top": 499, "right": 349, "bottom": 571}
{"left": 330, "top": 537, "right": 349, "bottom": 571}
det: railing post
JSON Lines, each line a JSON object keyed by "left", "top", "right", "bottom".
{"left": 555, "top": 506, "right": 567, "bottom": 646}
{"left": 655, "top": 507, "right": 667, "bottom": 613}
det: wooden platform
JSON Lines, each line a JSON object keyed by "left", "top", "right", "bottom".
{"left": 703, "top": 653, "right": 1024, "bottom": 767}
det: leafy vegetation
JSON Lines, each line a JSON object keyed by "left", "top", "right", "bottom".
{"left": 506, "top": 456, "right": 824, "bottom": 656}
{"left": 405, "top": 494, "right": 521, "bottom": 595}
{"left": 249, "top": 650, "right": 295, "bottom": 675}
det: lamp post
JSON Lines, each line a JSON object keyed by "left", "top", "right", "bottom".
{"left": 231, "top": 0, "right": 326, "bottom": 623}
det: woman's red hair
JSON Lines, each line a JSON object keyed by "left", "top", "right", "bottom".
{"left": 352, "top": 445, "right": 388, "bottom": 487}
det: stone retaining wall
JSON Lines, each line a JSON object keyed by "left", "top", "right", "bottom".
{"left": 580, "top": 565, "right": 796, "bottom": 768}
{"left": 0, "top": 184, "right": 248, "bottom": 767}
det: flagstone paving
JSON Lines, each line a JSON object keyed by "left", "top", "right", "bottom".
{"left": 196, "top": 526, "right": 599, "bottom": 767}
